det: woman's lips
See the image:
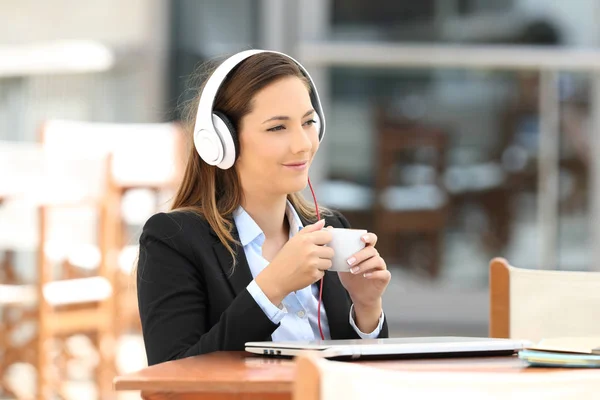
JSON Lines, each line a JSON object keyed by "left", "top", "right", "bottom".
{"left": 283, "top": 161, "right": 308, "bottom": 170}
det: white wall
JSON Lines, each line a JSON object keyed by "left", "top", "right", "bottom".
{"left": 0, "top": 0, "right": 149, "bottom": 46}
{"left": 0, "top": 0, "right": 170, "bottom": 141}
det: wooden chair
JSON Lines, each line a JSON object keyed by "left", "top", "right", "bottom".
{"left": 444, "top": 163, "right": 512, "bottom": 253}
{"left": 318, "top": 106, "right": 450, "bottom": 278}
{"left": 0, "top": 149, "right": 118, "bottom": 399}
{"left": 372, "top": 108, "right": 450, "bottom": 278}
{"left": 1, "top": 119, "right": 183, "bottom": 397}
{"left": 0, "top": 140, "right": 46, "bottom": 285}
{"left": 293, "top": 353, "right": 600, "bottom": 399}
{"left": 0, "top": 141, "right": 49, "bottom": 398}
{"left": 37, "top": 158, "right": 119, "bottom": 399}
{"left": 41, "top": 119, "right": 185, "bottom": 337}
{"left": 489, "top": 257, "right": 600, "bottom": 343}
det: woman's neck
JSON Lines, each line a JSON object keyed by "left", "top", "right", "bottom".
{"left": 242, "top": 192, "right": 289, "bottom": 240}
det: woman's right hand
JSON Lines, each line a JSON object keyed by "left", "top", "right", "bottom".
{"left": 255, "top": 219, "right": 333, "bottom": 305}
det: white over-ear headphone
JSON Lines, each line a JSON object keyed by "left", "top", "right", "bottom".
{"left": 193, "top": 49, "right": 326, "bottom": 170}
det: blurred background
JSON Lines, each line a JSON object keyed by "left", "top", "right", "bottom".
{"left": 2, "top": 0, "right": 600, "bottom": 398}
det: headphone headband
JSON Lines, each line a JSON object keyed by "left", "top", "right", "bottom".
{"left": 193, "top": 49, "right": 326, "bottom": 169}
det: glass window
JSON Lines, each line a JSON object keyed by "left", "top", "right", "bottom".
{"left": 168, "top": 0, "right": 260, "bottom": 119}
{"left": 328, "top": 0, "right": 516, "bottom": 43}
{"left": 319, "top": 66, "right": 540, "bottom": 285}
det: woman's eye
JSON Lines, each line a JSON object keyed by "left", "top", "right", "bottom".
{"left": 267, "top": 125, "right": 285, "bottom": 132}
{"left": 268, "top": 119, "right": 316, "bottom": 132}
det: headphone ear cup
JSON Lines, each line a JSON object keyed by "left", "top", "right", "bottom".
{"left": 314, "top": 112, "right": 323, "bottom": 142}
{"left": 212, "top": 111, "right": 240, "bottom": 163}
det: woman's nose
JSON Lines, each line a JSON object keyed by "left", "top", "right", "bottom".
{"left": 290, "top": 126, "right": 312, "bottom": 153}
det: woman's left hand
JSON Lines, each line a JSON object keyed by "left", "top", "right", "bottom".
{"left": 336, "top": 231, "right": 391, "bottom": 309}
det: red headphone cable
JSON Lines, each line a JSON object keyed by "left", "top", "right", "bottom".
{"left": 307, "top": 177, "right": 325, "bottom": 341}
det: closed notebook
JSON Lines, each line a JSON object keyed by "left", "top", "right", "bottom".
{"left": 527, "top": 337, "right": 600, "bottom": 355}
{"left": 519, "top": 337, "right": 600, "bottom": 368}
{"left": 519, "top": 350, "right": 600, "bottom": 368}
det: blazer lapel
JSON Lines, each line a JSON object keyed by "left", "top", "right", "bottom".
{"left": 321, "top": 270, "right": 355, "bottom": 339}
{"left": 211, "top": 223, "right": 253, "bottom": 297}
{"left": 211, "top": 220, "right": 273, "bottom": 342}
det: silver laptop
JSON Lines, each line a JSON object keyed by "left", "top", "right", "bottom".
{"left": 245, "top": 337, "right": 533, "bottom": 360}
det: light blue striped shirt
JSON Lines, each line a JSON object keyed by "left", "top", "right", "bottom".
{"left": 234, "top": 200, "right": 383, "bottom": 341}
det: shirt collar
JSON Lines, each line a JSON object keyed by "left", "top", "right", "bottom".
{"left": 233, "top": 200, "right": 304, "bottom": 247}
{"left": 285, "top": 199, "right": 304, "bottom": 239}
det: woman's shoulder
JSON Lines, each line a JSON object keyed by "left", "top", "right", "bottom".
{"left": 141, "top": 209, "right": 213, "bottom": 242}
{"left": 322, "top": 208, "right": 352, "bottom": 229}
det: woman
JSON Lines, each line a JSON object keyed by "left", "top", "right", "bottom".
{"left": 137, "top": 50, "right": 391, "bottom": 366}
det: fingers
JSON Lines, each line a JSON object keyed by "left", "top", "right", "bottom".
{"left": 305, "top": 229, "right": 332, "bottom": 246}
{"left": 309, "top": 244, "right": 333, "bottom": 272}
{"left": 311, "top": 269, "right": 325, "bottom": 283}
{"left": 349, "top": 255, "right": 386, "bottom": 275}
{"left": 361, "top": 232, "right": 378, "bottom": 247}
{"left": 299, "top": 219, "right": 326, "bottom": 234}
{"left": 316, "top": 258, "right": 332, "bottom": 271}
{"left": 363, "top": 269, "right": 391, "bottom": 281}
{"left": 351, "top": 256, "right": 385, "bottom": 275}
{"left": 313, "top": 244, "right": 335, "bottom": 260}
{"left": 346, "top": 246, "right": 379, "bottom": 270}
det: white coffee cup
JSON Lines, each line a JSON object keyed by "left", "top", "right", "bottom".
{"left": 326, "top": 228, "right": 367, "bottom": 272}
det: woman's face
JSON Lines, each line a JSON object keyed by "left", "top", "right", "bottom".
{"left": 236, "top": 76, "right": 319, "bottom": 197}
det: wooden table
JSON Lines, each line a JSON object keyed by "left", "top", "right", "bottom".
{"left": 114, "top": 351, "right": 578, "bottom": 400}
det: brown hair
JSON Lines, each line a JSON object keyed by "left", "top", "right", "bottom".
{"left": 172, "top": 52, "right": 330, "bottom": 266}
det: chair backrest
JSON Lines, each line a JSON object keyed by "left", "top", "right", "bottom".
{"left": 41, "top": 119, "right": 186, "bottom": 229}
{"left": 41, "top": 119, "right": 185, "bottom": 190}
{"left": 374, "top": 106, "right": 449, "bottom": 193}
{"left": 37, "top": 153, "right": 114, "bottom": 284}
{"left": 0, "top": 143, "right": 114, "bottom": 306}
{"left": 0, "top": 140, "right": 108, "bottom": 253}
{"left": 38, "top": 119, "right": 186, "bottom": 334}
{"left": 0, "top": 140, "right": 45, "bottom": 199}
{"left": 293, "top": 353, "right": 600, "bottom": 400}
{"left": 489, "top": 257, "right": 600, "bottom": 342}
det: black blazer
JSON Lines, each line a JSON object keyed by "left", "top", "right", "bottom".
{"left": 137, "top": 208, "right": 389, "bottom": 366}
